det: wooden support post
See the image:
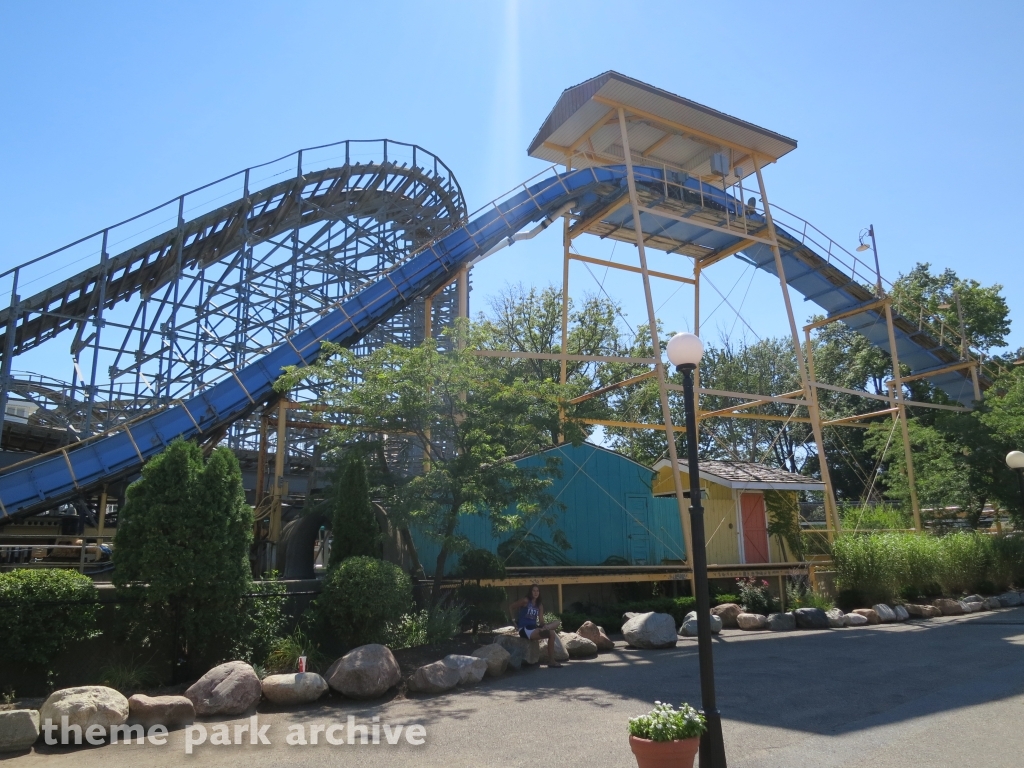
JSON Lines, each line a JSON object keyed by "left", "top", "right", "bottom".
{"left": 804, "top": 331, "right": 835, "bottom": 542}
{"left": 883, "top": 300, "right": 922, "bottom": 531}
{"left": 255, "top": 412, "right": 269, "bottom": 507}
{"left": 753, "top": 156, "right": 840, "bottom": 535}
{"left": 270, "top": 399, "right": 287, "bottom": 543}
{"left": 557, "top": 582, "right": 564, "bottom": 614}
{"left": 617, "top": 108, "right": 695, "bottom": 595}
{"left": 457, "top": 267, "right": 469, "bottom": 320}
{"left": 559, "top": 180, "right": 571, "bottom": 441}
{"left": 97, "top": 484, "right": 108, "bottom": 540}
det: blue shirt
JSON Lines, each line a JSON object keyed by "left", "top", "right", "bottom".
{"left": 517, "top": 600, "right": 540, "bottom": 630}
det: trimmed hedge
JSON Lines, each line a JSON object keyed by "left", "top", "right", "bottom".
{"left": 316, "top": 556, "right": 412, "bottom": 648}
{"left": 0, "top": 569, "right": 100, "bottom": 667}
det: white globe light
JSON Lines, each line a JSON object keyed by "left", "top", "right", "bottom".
{"left": 1007, "top": 451, "right": 1024, "bottom": 470}
{"left": 666, "top": 332, "right": 703, "bottom": 368}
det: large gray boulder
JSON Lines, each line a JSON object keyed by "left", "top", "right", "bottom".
{"left": 983, "top": 597, "right": 1002, "bottom": 610}
{"left": 960, "top": 600, "right": 980, "bottom": 613}
{"left": 471, "top": 644, "right": 510, "bottom": 676}
{"left": 326, "top": 644, "right": 401, "bottom": 699}
{"left": 893, "top": 605, "right": 910, "bottom": 622}
{"left": 826, "top": 608, "right": 846, "bottom": 628}
{"left": 872, "top": 604, "right": 897, "bottom": 623}
{"left": 904, "top": 604, "right": 929, "bottom": 618}
{"left": 845, "top": 612, "right": 869, "bottom": 626}
{"left": 539, "top": 633, "right": 570, "bottom": 663}
{"left": 962, "top": 594, "right": 984, "bottom": 605}
{"left": 40, "top": 686, "right": 129, "bottom": 735}
{"left": 576, "top": 621, "right": 614, "bottom": 651}
{"left": 852, "top": 608, "right": 880, "bottom": 624}
{"left": 793, "top": 608, "right": 830, "bottom": 630}
{"left": 0, "top": 710, "right": 39, "bottom": 753}
{"left": 998, "top": 592, "right": 1022, "bottom": 607}
{"left": 441, "top": 655, "right": 488, "bottom": 685}
{"left": 736, "top": 612, "right": 766, "bottom": 630}
{"left": 185, "top": 661, "right": 261, "bottom": 716}
{"left": 680, "top": 611, "right": 722, "bottom": 637}
{"left": 766, "top": 612, "right": 796, "bottom": 632}
{"left": 493, "top": 634, "right": 541, "bottom": 667}
{"left": 933, "top": 598, "right": 964, "bottom": 616}
{"left": 261, "top": 673, "right": 328, "bottom": 705}
{"left": 711, "top": 603, "right": 743, "bottom": 629}
{"left": 408, "top": 661, "right": 460, "bottom": 694}
{"left": 561, "top": 632, "right": 599, "bottom": 658}
{"left": 622, "top": 612, "right": 678, "bottom": 649}
{"left": 127, "top": 694, "right": 194, "bottom": 729}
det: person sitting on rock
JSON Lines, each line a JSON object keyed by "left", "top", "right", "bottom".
{"left": 509, "top": 584, "right": 562, "bottom": 667}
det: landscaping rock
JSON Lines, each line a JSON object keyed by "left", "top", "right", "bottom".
{"left": 983, "top": 597, "right": 1002, "bottom": 610}
{"left": 538, "top": 633, "right": 570, "bottom": 663}
{"left": 959, "top": 600, "right": 980, "bottom": 613}
{"left": 0, "top": 710, "right": 39, "bottom": 753}
{"left": 40, "top": 686, "right": 129, "bottom": 735}
{"left": 408, "top": 661, "right": 460, "bottom": 694}
{"left": 963, "top": 594, "right": 984, "bottom": 604}
{"left": 736, "top": 613, "right": 767, "bottom": 630}
{"left": 998, "top": 592, "right": 1022, "bottom": 607}
{"left": 492, "top": 625, "right": 519, "bottom": 636}
{"left": 893, "top": 605, "right": 910, "bottom": 622}
{"left": 127, "top": 695, "right": 194, "bottom": 729}
{"left": 185, "top": 661, "right": 261, "bottom": 716}
{"left": 622, "top": 612, "right": 639, "bottom": 623}
{"left": 325, "top": 644, "right": 401, "bottom": 699}
{"left": 442, "top": 655, "right": 488, "bottom": 685}
{"left": 576, "top": 621, "right": 614, "bottom": 651}
{"left": 826, "top": 608, "right": 846, "bottom": 628}
{"left": 872, "top": 604, "right": 897, "bottom": 623}
{"left": 560, "top": 632, "right": 598, "bottom": 658}
{"left": 766, "top": 612, "right": 796, "bottom": 631}
{"left": 845, "top": 612, "right": 869, "bottom": 626}
{"left": 904, "top": 604, "right": 929, "bottom": 618}
{"left": 933, "top": 598, "right": 964, "bottom": 616}
{"left": 622, "top": 612, "right": 678, "bottom": 649}
{"left": 793, "top": 607, "right": 830, "bottom": 630}
{"left": 680, "top": 612, "right": 722, "bottom": 636}
{"left": 493, "top": 634, "right": 541, "bottom": 667}
{"left": 851, "top": 608, "right": 880, "bottom": 624}
{"left": 260, "top": 673, "right": 328, "bottom": 705}
{"left": 711, "top": 603, "right": 742, "bottom": 629}
{"left": 471, "top": 644, "right": 510, "bottom": 676}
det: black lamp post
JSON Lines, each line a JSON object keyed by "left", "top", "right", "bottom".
{"left": 1006, "top": 451, "right": 1024, "bottom": 516}
{"left": 666, "top": 331, "right": 727, "bottom": 768}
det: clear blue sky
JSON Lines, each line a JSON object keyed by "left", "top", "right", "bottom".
{"left": 2, "top": 1, "right": 1023, "bottom": 362}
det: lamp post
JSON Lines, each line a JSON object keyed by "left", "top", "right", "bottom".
{"left": 1006, "top": 451, "right": 1024, "bottom": 517}
{"left": 856, "top": 225, "right": 883, "bottom": 295}
{"left": 666, "top": 331, "right": 727, "bottom": 768}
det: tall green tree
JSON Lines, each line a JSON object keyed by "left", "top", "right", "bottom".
{"left": 113, "top": 440, "right": 255, "bottom": 668}
{"left": 325, "top": 454, "right": 381, "bottom": 567}
{"left": 278, "top": 322, "right": 578, "bottom": 597}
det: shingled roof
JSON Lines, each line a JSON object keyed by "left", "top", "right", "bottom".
{"left": 652, "top": 459, "right": 825, "bottom": 492}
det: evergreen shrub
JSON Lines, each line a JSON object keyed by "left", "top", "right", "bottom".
{"left": 317, "top": 555, "right": 412, "bottom": 648}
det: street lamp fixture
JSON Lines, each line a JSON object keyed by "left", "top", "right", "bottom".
{"left": 666, "top": 331, "right": 727, "bottom": 768}
{"left": 1007, "top": 452, "right": 1024, "bottom": 518}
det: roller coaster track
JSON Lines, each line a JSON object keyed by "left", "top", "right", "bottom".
{"left": 0, "top": 159, "right": 990, "bottom": 522}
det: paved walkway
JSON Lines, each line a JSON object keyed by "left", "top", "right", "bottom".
{"left": 11, "top": 608, "right": 1024, "bottom": 767}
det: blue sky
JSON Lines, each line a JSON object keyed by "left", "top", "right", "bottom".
{"left": 2, "top": 1, "right": 1023, "bottom": 366}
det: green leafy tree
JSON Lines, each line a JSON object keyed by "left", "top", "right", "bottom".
{"left": 278, "top": 322, "right": 577, "bottom": 597}
{"left": 324, "top": 454, "right": 381, "bottom": 567}
{"left": 113, "top": 440, "right": 256, "bottom": 668}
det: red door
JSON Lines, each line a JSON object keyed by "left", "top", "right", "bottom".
{"left": 741, "top": 493, "right": 770, "bottom": 564}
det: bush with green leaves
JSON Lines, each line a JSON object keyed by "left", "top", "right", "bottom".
{"left": 383, "top": 599, "right": 468, "bottom": 649}
{"left": 736, "top": 577, "right": 777, "bottom": 615}
{"left": 936, "top": 531, "right": 991, "bottom": 595}
{"left": 232, "top": 577, "right": 287, "bottom": 665}
{"left": 113, "top": 439, "right": 257, "bottom": 668}
{"left": 316, "top": 556, "right": 412, "bottom": 648}
{"left": 266, "top": 626, "right": 329, "bottom": 674}
{"left": 0, "top": 569, "right": 100, "bottom": 667}
{"left": 628, "top": 702, "right": 706, "bottom": 742}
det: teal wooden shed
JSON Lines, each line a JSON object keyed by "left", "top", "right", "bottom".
{"left": 412, "top": 442, "right": 685, "bottom": 576}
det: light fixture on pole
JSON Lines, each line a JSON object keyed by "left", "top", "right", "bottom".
{"left": 666, "top": 331, "right": 727, "bottom": 768}
{"left": 1006, "top": 451, "right": 1024, "bottom": 517}
{"left": 856, "top": 226, "right": 883, "bottom": 294}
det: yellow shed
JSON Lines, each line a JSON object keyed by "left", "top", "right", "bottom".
{"left": 652, "top": 460, "right": 824, "bottom": 566}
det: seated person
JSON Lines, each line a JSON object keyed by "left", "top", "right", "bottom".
{"left": 509, "top": 584, "right": 563, "bottom": 667}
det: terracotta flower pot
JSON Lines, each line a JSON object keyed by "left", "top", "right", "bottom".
{"left": 628, "top": 734, "right": 700, "bottom": 768}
